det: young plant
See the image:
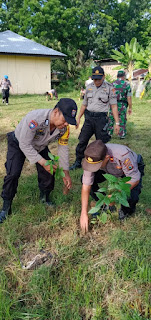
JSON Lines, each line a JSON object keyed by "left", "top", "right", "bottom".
{"left": 89, "top": 174, "right": 131, "bottom": 224}
{"left": 45, "top": 152, "right": 65, "bottom": 180}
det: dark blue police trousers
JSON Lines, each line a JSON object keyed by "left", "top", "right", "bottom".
{"left": 76, "top": 110, "right": 111, "bottom": 163}
{"left": 1, "top": 131, "right": 54, "bottom": 201}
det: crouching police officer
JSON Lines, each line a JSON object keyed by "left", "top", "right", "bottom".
{"left": 80, "top": 140, "right": 145, "bottom": 232}
{"left": 0, "top": 98, "right": 77, "bottom": 223}
{"left": 70, "top": 66, "right": 120, "bottom": 170}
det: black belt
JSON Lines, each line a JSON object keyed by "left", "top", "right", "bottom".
{"left": 85, "top": 109, "right": 108, "bottom": 118}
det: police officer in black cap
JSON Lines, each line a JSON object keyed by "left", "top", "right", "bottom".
{"left": 0, "top": 98, "right": 77, "bottom": 223}
{"left": 70, "top": 66, "right": 120, "bottom": 170}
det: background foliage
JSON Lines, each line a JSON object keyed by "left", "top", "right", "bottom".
{"left": 0, "top": 0, "right": 151, "bottom": 80}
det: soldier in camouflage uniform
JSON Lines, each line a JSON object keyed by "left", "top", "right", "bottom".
{"left": 108, "top": 70, "right": 132, "bottom": 139}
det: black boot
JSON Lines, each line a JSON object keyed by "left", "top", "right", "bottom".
{"left": 39, "top": 191, "right": 55, "bottom": 208}
{"left": 69, "top": 160, "right": 82, "bottom": 170}
{"left": 0, "top": 200, "right": 12, "bottom": 223}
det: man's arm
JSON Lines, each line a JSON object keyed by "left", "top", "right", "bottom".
{"left": 76, "top": 104, "right": 87, "bottom": 129}
{"left": 126, "top": 180, "right": 139, "bottom": 189}
{"left": 80, "top": 184, "right": 91, "bottom": 232}
{"left": 110, "top": 104, "right": 120, "bottom": 135}
{"left": 127, "top": 96, "right": 132, "bottom": 115}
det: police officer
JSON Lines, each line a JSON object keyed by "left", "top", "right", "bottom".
{"left": 0, "top": 98, "right": 77, "bottom": 223}
{"left": 80, "top": 140, "right": 144, "bottom": 232}
{"left": 0, "top": 75, "right": 13, "bottom": 105}
{"left": 70, "top": 66, "right": 120, "bottom": 170}
{"left": 108, "top": 70, "right": 132, "bottom": 139}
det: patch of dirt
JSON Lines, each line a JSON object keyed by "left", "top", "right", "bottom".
{"left": 20, "top": 245, "right": 57, "bottom": 270}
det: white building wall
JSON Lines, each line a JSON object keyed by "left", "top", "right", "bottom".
{"left": 0, "top": 55, "right": 51, "bottom": 94}
{"left": 101, "top": 62, "right": 121, "bottom": 79}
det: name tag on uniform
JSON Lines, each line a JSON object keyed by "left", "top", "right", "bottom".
{"left": 36, "top": 129, "right": 45, "bottom": 136}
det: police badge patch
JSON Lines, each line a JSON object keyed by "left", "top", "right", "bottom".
{"left": 29, "top": 120, "right": 38, "bottom": 130}
{"left": 72, "top": 109, "right": 76, "bottom": 117}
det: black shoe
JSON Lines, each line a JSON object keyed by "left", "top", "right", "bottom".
{"left": 40, "top": 191, "right": 55, "bottom": 208}
{"left": 0, "top": 200, "right": 12, "bottom": 223}
{"left": 69, "top": 160, "right": 81, "bottom": 170}
{"left": 118, "top": 208, "right": 128, "bottom": 221}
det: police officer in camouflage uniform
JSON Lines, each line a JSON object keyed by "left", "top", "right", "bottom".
{"left": 70, "top": 66, "right": 120, "bottom": 170}
{"left": 108, "top": 70, "right": 132, "bottom": 139}
{"left": 0, "top": 98, "right": 77, "bottom": 223}
{"left": 80, "top": 140, "right": 144, "bottom": 233}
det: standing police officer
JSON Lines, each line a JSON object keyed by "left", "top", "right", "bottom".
{"left": 108, "top": 70, "right": 132, "bottom": 139}
{"left": 80, "top": 140, "right": 144, "bottom": 233}
{"left": 0, "top": 75, "right": 13, "bottom": 105}
{"left": 70, "top": 66, "right": 120, "bottom": 170}
{"left": 0, "top": 98, "right": 77, "bottom": 223}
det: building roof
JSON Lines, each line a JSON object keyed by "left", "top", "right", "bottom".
{"left": 133, "top": 69, "right": 148, "bottom": 78}
{"left": 95, "top": 58, "right": 121, "bottom": 63}
{"left": 0, "top": 30, "right": 66, "bottom": 58}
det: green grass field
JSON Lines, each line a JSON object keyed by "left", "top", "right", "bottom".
{"left": 0, "top": 93, "right": 151, "bottom": 320}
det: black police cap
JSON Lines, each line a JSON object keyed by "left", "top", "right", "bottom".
{"left": 55, "top": 98, "right": 77, "bottom": 125}
{"left": 92, "top": 66, "right": 104, "bottom": 80}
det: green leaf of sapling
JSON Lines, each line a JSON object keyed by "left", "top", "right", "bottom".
{"left": 95, "top": 192, "right": 105, "bottom": 200}
{"left": 48, "top": 152, "right": 54, "bottom": 160}
{"left": 88, "top": 206, "right": 100, "bottom": 214}
{"left": 100, "top": 212, "right": 108, "bottom": 224}
{"left": 98, "top": 187, "right": 107, "bottom": 193}
{"left": 49, "top": 163, "right": 53, "bottom": 175}
{"left": 45, "top": 160, "right": 50, "bottom": 166}
{"left": 119, "top": 198, "right": 130, "bottom": 207}
{"left": 54, "top": 156, "right": 60, "bottom": 161}
{"left": 103, "top": 174, "right": 118, "bottom": 183}
{"left": 121, "top": 176, "right": 131, "bottom": 182}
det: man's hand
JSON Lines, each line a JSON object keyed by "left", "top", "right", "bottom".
{"left": 76, "top": 118, "right": 80, "bottom": 129}
{"left": 128, "top": 108, "right": 132, "bottom": 115}
{"left": 38, "top": 158, "right": 57, "bottom": 174}
{"left": 63, "top": 170, "right": 72, "bottom": 190}
{"left": 114, "top": 124, "right": 120, "bottom": 135}
{"left": 80, "top": 212, "right": 89, "bottom": 233}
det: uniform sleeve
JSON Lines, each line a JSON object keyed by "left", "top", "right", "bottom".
{"left": 109, "top": 84, "right": 117, "bottom": 105}
{"left": 58, "top": 126, "right": 70, "bottom": 170}
{"left": 121, "top": 152, "right": 140, "bottom": 183}
{"left": 82, "top": 170, "right": 95, "bottom": 185}
{"left": 16, "top": 116, "right": 42, "bottom": 164}
{"left": 82, "top": 89, "right": 88, "bottom": 106}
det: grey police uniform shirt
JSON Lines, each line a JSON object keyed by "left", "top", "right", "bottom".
{"left": 15, "top": 109, "right": 69, "bottom": 170}
{"left": 83, "top": 81, "right": 117, "bottom": 113}
{"left": 82, "top": 144, "right": 140, "bottom": 185}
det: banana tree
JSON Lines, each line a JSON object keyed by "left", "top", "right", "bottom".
{"left": 135, "top": 43, "right": 151, "bottom": 79}
{"left": 111, "top": 38, "right": 141, "bottom": 84}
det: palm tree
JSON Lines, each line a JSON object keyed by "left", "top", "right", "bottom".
{"left": 111, "top": 38, "right": 140, "bottom": 84}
